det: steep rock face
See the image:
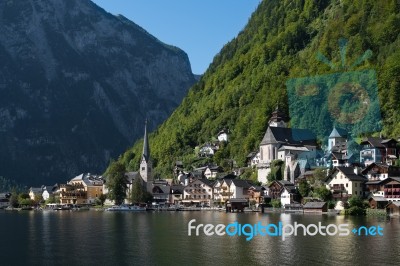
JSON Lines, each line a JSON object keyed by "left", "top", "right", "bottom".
{"left": 0, "top": 0, "right": 195, "bottom": 184}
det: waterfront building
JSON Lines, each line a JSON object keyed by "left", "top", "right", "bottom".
{"left": 359, "top": 137, "right": 398, "bottom": 166}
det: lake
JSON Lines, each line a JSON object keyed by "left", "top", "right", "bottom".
{"left": 0, "top": 210, "right": 399, "bottom": 266}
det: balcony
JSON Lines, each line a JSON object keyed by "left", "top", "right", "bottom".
{"left": 331, "top": 184, "right": 345, "bottom": 192}
{"left": 361, "top": 150, "right": 373, "bottom": 156}
{"left": 333, "top": 192, "right": 349, "bottom": 200}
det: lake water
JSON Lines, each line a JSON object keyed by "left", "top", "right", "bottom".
{"left": 0, "top": 210, "right": 399, "bottom": 266}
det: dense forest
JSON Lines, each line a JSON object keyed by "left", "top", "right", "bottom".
{"left": 112, "top": 0, "right": 400, "bottom": 178}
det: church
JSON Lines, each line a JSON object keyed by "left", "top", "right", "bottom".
{"left": 257, "top": 106, "right": 318, "bottom": 184}
{"left": 123, "top": 120, "right": 170, "bottom": 204}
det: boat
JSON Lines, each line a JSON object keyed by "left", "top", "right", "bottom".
{"left": 106, "top": 205, "right": 146, "bottom": 212}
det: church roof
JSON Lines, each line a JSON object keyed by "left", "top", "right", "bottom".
{"left": 329, "top": 127, "right": 347, "bottom": 138}
{"left": 260, "top": 127, "right": 316, "bottom": 146}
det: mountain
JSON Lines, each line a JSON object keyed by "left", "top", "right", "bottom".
{"left": 0, "top": 0, "right": 196, "bottom": 185}
{"left": 115, "top": 0, "right": 400, "bottom": 177}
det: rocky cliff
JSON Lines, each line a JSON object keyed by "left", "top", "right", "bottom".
{"left": 0, "top": 0, "right": 195, "bottom": 184}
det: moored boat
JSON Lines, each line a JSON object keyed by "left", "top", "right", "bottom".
{"left": 106, "top": 205, "right": 146, "bottom": 212}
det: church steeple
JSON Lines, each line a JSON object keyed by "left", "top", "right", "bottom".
{"left": 268, "top": 102, "right": 289, "bottom": 128}
{"left": 142, "top": 119, "right": 150, "bottom": 163}
{"left": 140, "top": 119, "right": 153, "bottom": 193}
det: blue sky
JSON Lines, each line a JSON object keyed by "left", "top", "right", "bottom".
{"left": 91, "top": 0, "right": 261, "bottom": 74}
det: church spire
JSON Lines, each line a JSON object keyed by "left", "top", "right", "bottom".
{"left": 142, "top": 119, "right": 150, "bottom": 162}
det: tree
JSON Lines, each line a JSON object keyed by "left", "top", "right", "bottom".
{"left": 130, "top": 178, "right": 153, "bottom": 204}
{"left": 99, "top": 194, "right": 107, "bottom": 206}
{"left": 130, "top": 178, "right": 144, "bottom": 204}
{"left": 298, "top": 180, "right": 311, "bottom": 197}
{"left": 314, "top": 186, "right": 332, "bottom": 201}
{"left": 346, "top": 195, "right": 367, "bottom": 216}
{"left": 310, "top": 168, "right": 327, "bottom": 186}
{"left": 271, "top": 199, "right": 282, "bottom": 208}
{"left": 106, "top": 162, "right": 127, "bottom": 205}
{"left": 9, "top": 192, "right": 19, "bottom": 208}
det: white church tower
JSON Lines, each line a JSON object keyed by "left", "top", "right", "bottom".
{"left": 140, "top": 120, "right": 153, "bottom": 193}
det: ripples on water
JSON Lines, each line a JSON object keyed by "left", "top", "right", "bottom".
{"left": 0, "top": 211, "right": 399, "bottom": 266}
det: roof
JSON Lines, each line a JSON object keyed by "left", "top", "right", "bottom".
{"left": 230, "top": 179, "right": 254, "bottom": 188}
{"left": 381, "top": 138, "right": 397, "bottom": 144}
{"left": 360, "top": 137, "right": 386, "bottom": 148}
{"left": 228, "top": 198, "right": 248, "bottom": 203}
{"left": 29, "top": 187, "right": 42, "bottom": 193}
{"left": 329, "top": 127, "right": 347, "bottom": 138}
{"left": 125, "top": 172, "right": 139, "bottom": 182}
{"left": 170, "top": 185, "right": 184, "bottom": 194}
{"left": 278, "top": 145, "right": 309, "bottom": 152}
{"left": 260, "top": 127, "right": 316, "bottom": 146}
{"left": 43, "top": 186, "right": 54, "bottom": 193}
{"left": 246, "top": 151, "right": 257, "bottom": 158}
{"left": 335, "top": 167, "right": 367, "bottom": 182}
{"left": 390, "top": 177, "right": 400, "bottom": 183}
{"left": 369, "top": 196, "right": 388, "bottom": 202}
{"left": 303, "top": 202, "right": 327, "bottom": 209}
{"left": 387, "top": 202, "right": 400, "bottom": 207}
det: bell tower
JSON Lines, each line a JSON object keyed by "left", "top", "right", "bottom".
{"left": 140, "top": 120, "right": 153, "bottom": 193}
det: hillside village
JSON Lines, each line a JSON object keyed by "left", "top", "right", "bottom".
{"left": 2, "top": 107, "right": 400, "bottom": 215}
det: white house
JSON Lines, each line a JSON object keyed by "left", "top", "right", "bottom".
{"left": 29, "top": 187, "right": 43, "bottom": 201}
{"left": 42, "top": 186, "right": 55, "bottom": 201}
{"left": 325, "top": 167, "right": 367, "bottom": 209}
{"left": 229, "top": 179, "right": 254, "bottom": 199}
{"left": 217, "top": 130, "right": 229, "bottom": 142}
{"left": 204, "top": 166, "right": 222, "bottom": 179}
{"left": 183, "top": 179, "right": 214, "bottom": 206}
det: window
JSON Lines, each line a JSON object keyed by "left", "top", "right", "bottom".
{"left": 346, "top": 184, "right": 348, "bottom": 187}
{"left": 141, "top": 167, "right": 145, "bottom": 170}
{"left": 355, "top": 191, "right": 357, "bottom": 195}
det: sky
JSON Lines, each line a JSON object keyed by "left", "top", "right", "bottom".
{"left": 91, "top": 0, "right": 261, "bottom": 74}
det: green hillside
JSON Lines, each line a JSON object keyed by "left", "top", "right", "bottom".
{"left": 114, "top": 0, "right": 400, "bottom": 177}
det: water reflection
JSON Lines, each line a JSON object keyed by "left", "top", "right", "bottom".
{"left": 0, "top": 211, "right": 399, "bottom": 265}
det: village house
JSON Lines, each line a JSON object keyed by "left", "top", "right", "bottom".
{"left": 359, "top": 137, "right": 398, "bottom": 166}
{"left": 0, "top": 193, "right": 11, "bottom": 209}
{"left": 266, "top": 180, "right": 299, "bottom": 207}
{"left": 247, "top": 185, "right": 266, "bottom": 204}
{"left": 229, "top": 179, "right": 254, "bottom": 199}
{"left": 151, "top": 180, "right": 171, "bottom": 204}
{"left": 213, "top": 179, "right": 232, "bottom": 204}
{"left": 386, "top": 201, "right": 400, "bottom": 216}
{"left": 42, "top": 185, "right": 57, "bottom": 201}
{"left": 169, "top": 185, "right": 184, "bottom": 205}
{"left": 183, "top": 178, "right": 214, "bottom": 206}
{"left": 279, "top": 182, "right": 299, "bottom": 207}
{"left": 217, "top": 129, "right": 229, "bottom": 142}
{"left": 59, "top": 183, "right": 87, "bottom": 205}
{"left": 246, "top": 151, "right": 261, "bottom": 167}
{"left": 325, "top": 167, "right": 367, "bottom": 209}
{"left": 204, "top": 166, "right": 223, "bottom": 179}
{"left": 361, "top": 163, "right": 400, "bottom": 182}
{"left": 60, "top": 173, "right": 103, "bottom": 205}
{"left": 366, "top": 176, "right": 400, "bottom": 203}
{"left": 198, "top": 143, "right": 219, "bottom": 157}
{"left": 29, "top": 187, "right": 43, "bottom": 201}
